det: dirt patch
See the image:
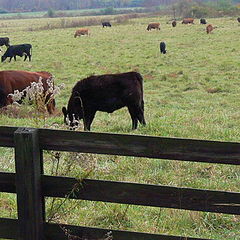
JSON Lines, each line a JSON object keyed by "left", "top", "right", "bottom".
{"left": 206, "top": 88, "right": 222, "bottom": 93}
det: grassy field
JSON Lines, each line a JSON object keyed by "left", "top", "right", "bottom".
{"left": 0, "top": 15, "right": 240, "bottom": 239}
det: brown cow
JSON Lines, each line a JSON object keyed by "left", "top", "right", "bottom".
{"left": 182, "top": 18, "right": 194, "bottom": 24}
{"left": 147, "top": 23, "right": 160, "bottom": 31}
{"left": 74, "top": 28, "right": 90, "bottom": 37}
{"left": 172, "top": 20, "right": 177, "bottom": 27}
{"left": 206, "top": 24, "right": 215, "bottom": 34}
{"left": 0, "top": 70, "right": 55, "bottom": 114}
{"left": 62, "top": 71, "right": 146, "bottom": 131}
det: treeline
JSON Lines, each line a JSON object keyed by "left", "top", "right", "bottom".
{"left": 0, "top": 0, "right": 239, "bottom": 13}
{"left": 0, "top": 0, "right": 179, "bottom": 12}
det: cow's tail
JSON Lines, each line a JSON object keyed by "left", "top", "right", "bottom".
{"left": 135, "top": 72, "right": 143, "bottom": 94}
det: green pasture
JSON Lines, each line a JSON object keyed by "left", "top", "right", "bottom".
{"left": 0, "top": 15, "right": 240, "bottom": 239}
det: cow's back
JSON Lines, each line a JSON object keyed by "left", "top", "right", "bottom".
{"left": 182, "top": 18, "right": 194, "bottom": 24}
{"left": 0, "top": 70, "right": 51, "bottom": 94}
{"left": 147, "top": 23, "right": 160, "bottom": 30}
{"left": 72, "top": 72, "right": 143, "bottom": 106}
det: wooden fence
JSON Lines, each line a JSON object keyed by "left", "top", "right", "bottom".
{"left": 0, "top": 126, "right": 239, "bottom": 240}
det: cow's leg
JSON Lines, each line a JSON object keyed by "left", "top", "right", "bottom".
{"left": 127, "top": 106, "right": 138, "bottom": 130}
{"left": 46, "top": 96, "right": 55, "bottom": 114}
{"left": 14, "top": 56, "right": 17, "bottom": 61}
{"left": 24, "top": 55, "right": 27, "bottom": 61}
{"left": 9, "top": 57, "right": 12, "bottom": 62}
{"left": 28, "top": 54, "right": 31, "bottom": 61}
{"left": 83, "top": 110, "right": 96, "bottom": 131}
{"left": 139, "top": 100, "right": 146, "bottom": 125}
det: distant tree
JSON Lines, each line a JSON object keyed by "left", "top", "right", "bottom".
{"left": 0, "top": 8, "right": 8, "bottom": 13}
{"left": 47, "top": 8, "right": 55, "bottom": 17}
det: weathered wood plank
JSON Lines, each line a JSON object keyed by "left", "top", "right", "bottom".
{"left": 0, "top": 126, "right": 17, "bottom": 148}
{"left": 39, "top": 129, "right": 240, "bottom": 165}
{"left": 14, "top": 128, "right": 44, "bottom": 240}
{"left": 1, "top": 126, "right": 240, "bottom": 164}
{"left": 0, "top": 218, "right": 213, "bottom": 240}
{"left": 44, "top": 222, "right": 214, "bottom": 240}
{"left": 0, "top": 218, "right": 18, "bottom": 239}
{"left": 43, "top": 176, "right": 240, "bottom": 215}
{"left": 0, "top": 172, "right": 15, "bottom": 193}
{"left": 1, "top": 172, "right": 239, "bottom": 215}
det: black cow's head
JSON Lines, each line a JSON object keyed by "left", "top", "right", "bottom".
{"left": 1, "top": 55, "right": 7, "bottom": 62}
{"left": 62, "top": 91, "right": 84, "bottom": 128}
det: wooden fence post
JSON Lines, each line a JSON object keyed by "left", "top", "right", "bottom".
{"left": 14, "top": 128, "right": 44, "bottom": 240}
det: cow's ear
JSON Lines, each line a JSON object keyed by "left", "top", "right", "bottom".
{"left": 62, "top": 107, "right": 67, "bottom": 116}
{"left": 73, "top": 91, "right": 83, "bottom": 107}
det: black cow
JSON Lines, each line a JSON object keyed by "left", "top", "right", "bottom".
{"left": 172, "top": 20, "right": 177, "bottom": 27}
{"left": 102, "top": 22, "right": 111, "bottom": 27}
{"left": 160, "top": 42, "right": 166, "bottom": 54}
{"left": 237, "top": 17, "right": 240, "bottom": 23}
{"left": 62, "top": 71, "right": 146, "bottom": 131}
{"left": 200, "top": 18, "right": 207, "bottom": 24}
{"left": 0, "top": 37, "right": 10, "bottom": 47}
{"left": 1, "top": 44, "right": 32, "bottom": 62}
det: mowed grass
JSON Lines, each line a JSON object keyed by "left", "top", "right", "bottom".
{"left": 0, "top": 16, "right": 240, "bottom": 239}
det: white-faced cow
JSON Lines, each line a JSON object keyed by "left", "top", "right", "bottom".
{"left": 62, "top": 71, "right": 146, "bottom": 131}
{"left": 102, "top": 22, "right": 111, "bottom": 27}
{"left": 200, "top": 18, "right": 207, "bottom": 24}
{"left": 74, "top": 28, "right": 89, "bottom": 37}
{"left": 147, "top": 23, "right": 160, "bottom": 31}
{"left": 182, "top": 18, "right": 194, "bottom": 24}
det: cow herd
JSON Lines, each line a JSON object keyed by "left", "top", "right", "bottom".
{"left": 0, "top": 38, "right": 32, "bottom": 62}
{"left": 0, "top": 17, "right": 239, "bottom": 130}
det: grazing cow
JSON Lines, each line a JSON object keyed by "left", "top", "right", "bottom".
{"left": 62, "top": 71, "right": 146, "bottom": 131}
{"left": 160, "top": 42, "right": 166, "bottom": 54}
{"left": 200, "top": 18, "right": 207, "bottom": 24}
{"left": 0, "top": 70, "right": 55, "bottom": 114}
{"left": 172, "top": 20, "right": 177, "bottom": 27}
{"left": 237, "top": 17, "right": 240, "bottom": 23}
{"left": 102, "top": 22, "right": 111, "bottom": 27}
{"left": 147, "top": 23, "right": 160, "bottom": 31}
{"left": 182, "top": 18, "right": 194, "bottom": 24}
{"left": 206, "top": 24, "right": 214, "bottom": 34}
{"left": 0, "top": 37, "right": 10, "bottom": 47}
{"left": 1, "top": 44, "right": 32, "bottom": 62}
{"left": 74, "top": 28, "right": 89, "bottom": 37}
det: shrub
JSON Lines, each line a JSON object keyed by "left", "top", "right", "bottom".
{"left": 47, "top": 8, "right": 55, "bottom": 18}
{"left": 0, "top": 8, "right": 8, "bottom": 14}
{"left": 188, "top": 6, "right": 210, "bottom": 18}
{"left": 101, "top": 7, "right": 116, "bottom": 15}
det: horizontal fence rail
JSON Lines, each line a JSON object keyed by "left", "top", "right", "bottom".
{"left": 0, "top": 173, "right": 239, "bottom": 215}
{"left": 0, "top": 218, "right": 214, "bottom": 240}
{"left": 1, "top": 126, "right": 240, "bottom": 165}
{"left": 0, "top": 126, "right": 239, "bottom": 240}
